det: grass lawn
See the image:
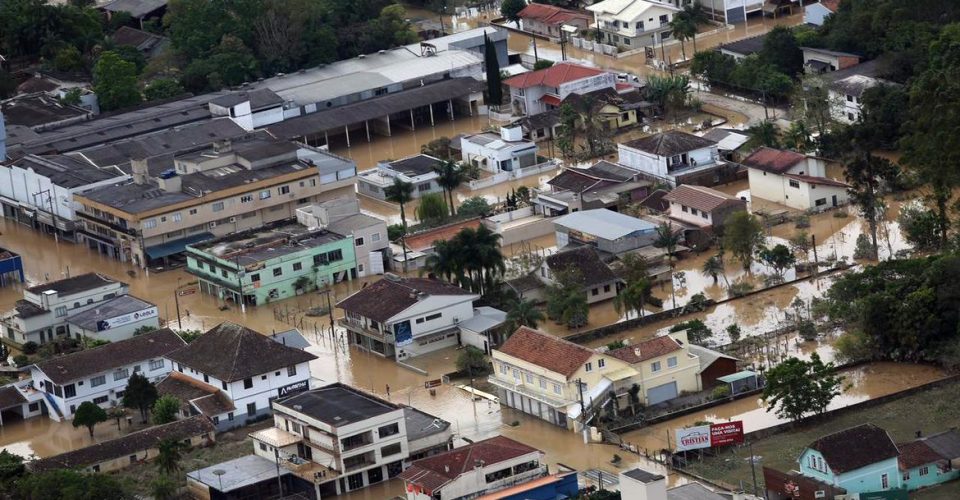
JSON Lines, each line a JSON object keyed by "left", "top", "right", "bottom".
{"left": 684, "top": 380, "right": 960, "bottom": 491}
{"left": 913, "top": 481, "right": 960, "bottom": 499}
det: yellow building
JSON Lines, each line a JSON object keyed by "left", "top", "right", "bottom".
{"left": 606, "top": 330, "right": 702, "bottom": 405}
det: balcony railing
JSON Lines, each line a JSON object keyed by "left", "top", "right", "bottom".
{"left": 337, "top": 319, "right": 391, "bottom": 340}
{"left": 485, "top": 466, "right": 549, "bottom": 492}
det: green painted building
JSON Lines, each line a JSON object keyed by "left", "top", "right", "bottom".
{"left": 185, "top": 219, "right": 356, "bottom": 307}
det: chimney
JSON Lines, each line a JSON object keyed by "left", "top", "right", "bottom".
{"left": 131, "top": 158, "right": 149, "bottom": 185}
{"left": 500, "top": 125, "right": 523, "bottom": 142}
{"left": 213, "top": 139, "right": 232, "bottom": 154}
{"left": 157, "top": 175, "right": 181, "bottom": 193}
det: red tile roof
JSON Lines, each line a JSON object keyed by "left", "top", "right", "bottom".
{"left": 504, "top": 63, "right": 607, "bottom": 89}
{"left": 497, "top": 327, "right": 595, "bottom": 378}
{"left": 784, "top": 173, "right": 849, "bottom": 188}
{"left": 399, "top": 436, "right": 541, "bottom": 494}
{"left": 518, "top": 3, "right": 591, "bottom": 26}
{"left": 540, "top": 94, "right": 562, "bottom": 107}
{"left": 663, "top": 184, "right": 744, "bottom": 213}
{"left": 898, "top": 440, "right": 945, "bottom": 470}
{"left": 336, "top": 276, "right": 474, "bottom": 323}
{"left": 741, "top": 147, "right": 807, "bottom": 174}
{"left": 609, "top": 335, "right": 682, "bottom": 364}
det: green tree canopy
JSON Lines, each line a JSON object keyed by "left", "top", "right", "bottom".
{"left": 72, "top": 401, "right": 107, "bottom": 438}
{"left": 762, "top": 353, "right": 842, "bottom": 421}
{"left": 151, "top": 395, "right": 181, "bottom": 425}
{"left": 93, "top": 51, "right": 142, "bottom": 111}
{"left": 123, "top": 372, "right": 159, "bottom": 423}
{"left": 500, "top": 0, "right": 526, "bottom": 28}
{"left": 16, "top": 469, "right": 134, "bottom": 499}
{"left": 723, "top": 211, "right": 765, "bottom": 271}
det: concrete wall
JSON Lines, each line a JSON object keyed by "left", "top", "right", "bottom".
{"left": 71, "top": 312, "right": 160, "bottom": 343}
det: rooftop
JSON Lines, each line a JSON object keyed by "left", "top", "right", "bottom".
{"left": 609, "top": 335, "right": 683, "bottom": 364}
{"left": 26, "top": 272, "right": 124, "bottom": 295}
{"left": 404, "top": 407, "right": 452, "bottom": 442}
{"left": 921, "top": 429, "right": 960, "bottom": 461}
{"left": 189, "top": 219, "right": 346, "bottom": 266}
{"left": 701, "top": 128, "right": 749, "bottom": 151}
{"left": 327, "top": 213, "right": 385, "bottom": 235}
{"left": 34, "top": 329, "right": 186, "bottom": 385}
{"left": 399, "top": 436, "right": 541, "bottom": 493}
{"left": 587, "top": 0, "right": 680, "bottom": 18}
{"left": 545, "top": 246, "right": 618, "bottom": 287}
{"left": 401, "top": 219, "right": 483, "bottom": 253}
{"left": 0, "top": 93, "right": 90, "bottom": 129}
{"left": 111, "top": 26, "right": 168, "bottom": 53}
{"left": 802, "top": 46, "right": 861, "bottom": 58}
{"left": 548, "top": 169, "right": 618, "bottom": 194}
{"left": 187, "top": 454, "right": 293, "bottom": 493}
{"left": 831, "top": 73, "right": 892, "bottom": 97}
{"left": 101, "top": 0, "right": 168, "bottom": 18}
{"left": 65, "top": 295, "right": 155, "bottom": 331}
{"left": 210, "top": 88, "right": 284, "bottom": 111}
{"left": 898, "top": 440, "right": 943, "bottom": 470}
{"left": 165, "top": 322, "right": 317, "bottom": 382}
{"left": 384, "top": 154, "right": 444, "bottom": 177}
{"left": 622, "top": 468, "right": 664, "bottom": 483}
{"left": 718, "top": 33, "right": 768, "bottom": 57}
{"left": 497, "top": 326, "right": 595, "bottom": 378}
{"left": 274, "top": 383, "right": 399, "bottom": 426}
{"left": 554, "top": 208, "right": 657, "bottom": 240}
{"left": 518, "top": 3, "right": 592, "bottom": 25}
{"left": 663, "top": 184, "right": 743, "bottom": 213}
{"left": 504, "top": 62, "right": 607, "bottom": 89}
{"left": 9, "top": 154, "right": 125, "bottom": 189}
{"left": 808, "top": 423, "right": 899, "bottom": 473}
{"left": 622, "top": 130, "right": 717, "bottom": 157}
{"left": 336, "top": 275, "right": 475, "bottom": 323}
{"left": 667, "top": 482, "right": 727, "bottom": 500}
{"left": 156, "top": 371, "right": 235, "bottom": 417}
{"left": 461, "top": 132, "right": 534, "bottom": 152}
{"left": 741, "top": 147, "right": 808, "bottom": 174}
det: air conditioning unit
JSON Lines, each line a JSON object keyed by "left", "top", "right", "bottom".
{"left": 209, "top": 221, "right": 217, "bottom": 228}
{"left": 229, "top": 216, "right": 237, "bottom": 223}
{"left": 815, "top": 491, "right": 826, "bottom": 499}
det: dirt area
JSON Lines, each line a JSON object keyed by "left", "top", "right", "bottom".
{"left": 913, "top": 481, "right": 960, "bottom": 499}
{"left": 683, "top": 379, "right": 960, "bottom": 491}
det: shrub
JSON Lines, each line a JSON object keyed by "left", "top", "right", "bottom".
{"left": 12, "top": 355, "right": 28, "bottom": 367}
{"left": 21, "top": 342, "right": 38, "bottom": 355}
{"left": 458, "top": 197, "right": 492, "bottom": 218}
{"left": 387, "top": 224, "right": 406, "bottom": 241}
{"left": 729, "top": 282, "right": 754, "bottom": 297}
{"left": 711, "top": 385, "right": 731, "bottom": 400}
{"left": 456, "top": 346, "right": 490, "bottom": 376}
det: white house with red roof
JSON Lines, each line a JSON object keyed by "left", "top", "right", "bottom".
{"left": 399, "top": 436, "right": 546, "bottom": 500}
{"left": 517, "top": 4, "right": 592, "bottom": 38}
{"left": 504, "top": 62, "right": 616, "bottom": 117}
{"left": 742, "top": 147, "right": 849, "bottom": 211}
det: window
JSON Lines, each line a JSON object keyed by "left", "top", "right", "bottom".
{"left": 659, "top": 14, "right": 668, "bottom": 24}
{"left": 690, "top": 208, "right": 699, "bottom": 216}
{"left": 246, "top": 402, "right": 257, "bottom": 415}
{"left": 222, "top": 381, "right": 227, "bottom": 390}
{"left": 381, "top": 443, "right": 402, "bottom": 457}
{"left": 93, "top": 395, "right": 108, "bottom": 404}
{"left": 273, "top": 267, "right": 282, "bottom": 277}
{"left": 379, "top": 423, "right": 400, "bottom": 437}
{"left": 525, "top": 372, "right": 533, "bottom": 383}
{"left": 278, "top": 185, "right": 290, "bottom": 195}
{"left": 919, "top": 466, "right": 929, "bottom": 477}
{"left": 55, "top": 306, "right": 67, "bottom": 317}
{"left": 212, "top": 201, "right": 224, "bottom": 212}
{"left": 240, "top": 194, "right": 253, "bottom": 203}
{"left": 149, "top": 359, "right": 164, "bottom": 371}
{"left": 809, "top": 456, "right": 816, "bottom": 468}
{"left": 64, "top": 384, "right": 76, "bottom": 398}
{"left": 903, "top": 471, "right": 910, "bottom": 480}
{"left": 604, "top": 284, "right": 611, "bottom": 293}
{"left": 189, "top": 208, "right": 198, "bottom": 215}
{"left": 591, "top": 288, "right": 599, "bottom": 296}
{"left": 815, "top": 198, "right": 827, "bottom": 206}
{"left": 292, "top": 262, "right": 302, "bottom": 271}
{"left": 114, "top": 368, "right": 130, "bottom": 381}
{"left": 585, "top": 362, "right": 593, "bottom": 372}
{"left": 347, "top": 473, "right": 364, "bottom": 490}
{"left": 287, "top": 365, "right": 297, "bottom": 377}
{"left": 92, "top": 465, "right": 100, "bottom": 472}
{"left": 598, "top": 359, "right": 605, "bottom": 368}
{"left": 553, "top": 383, "right": 562, "bottom": 395}
{"left": 372, "top": 233, "right": 381, "bottom": 242}
{"left": 260, "top": 190, "right": 271, "bottom": 200}
{"left": 681, "top": 205, "right": 688, "bottom": 212}
{"left": 355, "top": 237, "right": 364, "bottom": 247}
{"left": 512, "top": 369, "right": 520, "bottom": 380}
{"left": 129, "top": 455, "right": 137, "bottom": 464}
{"left": 500, "top": 363, "right": 508, "bottom": 374}
{"left": 327, "top": 249, "right": 343, "bottom": 262}
{"left": 623, "top": 38, "right": 630, "bottom": 46}
{"left": 172, "top": 213, "right": 182, "bottom": 223}
{"left": 789, "top": 179, "right": 801, "bottom": 188}
{"left": 417, "top": 183, "right": 432, "bottom": 192}
{"left": 203, "top": 374, "right": 209, "bottom": 383}
{"left": 701, "top": 211, "right": 709, "bottom": 219}
{"left": 539, "top": 378, "right": 547, "bottom": 389}
{"left": 848, "top": 112, "right": 855, "bottom": 121}
{"left": 250, "top": 273, "right": 260, "bottom": 282}
{"left": 228, "top": 412, "right": 234, "bottom": 421}
{"left": 636, "top": 21, "right": 644, "bottom": 30}
{"left": 259, "top": 442, "right": 267, "bottom": 451}
{"left": 143, "top": 219, "right": 157, "bottom": 229}
{"left": 846, "top": 94, "right": 854, "bottom": 102}
{"left": 651, "top": 361, "right": 661, "bottom": 372}
{"left": 667, "top": 356, "right": 677, "bottom": 368}
{"left": 243, "top": 378, "right": 253, "bottom": 389}
{"left": 221, "top": 269, "right": 228, "bottom": 279}
{"left": 881, "top": 473, "right": 889, "bottom": 489}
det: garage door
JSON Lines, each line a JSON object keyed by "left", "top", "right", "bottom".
{"left": 647, "top": 382, "right": 678, "bottom": 405}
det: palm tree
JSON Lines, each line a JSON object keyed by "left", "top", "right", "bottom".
{"left": 745, "top": 121, "right": 781, "bottom": 150}
{"left": 654, "top": 222, "right": 682, "bottom": 309}
{"left": 424, "top": 240, "right": 457, "bottom": 282}
{"left": 669, "top": 16, "right": 695, "bottom": 62}
{"left": 434, "top": 160, "right": 465, "bottom": 216}
{"left": 702, "top": 254, "right": 729, "bottom": 288}
{"left": 385, "top": 178, "right": 414, "bottom": 271}
{"left": 155, "top": 438, "right": 186, "bottom": 475}
{"left": 784, "top": 120, "right": 813, "bottom": 152}
{"left": 682, "top": 4, "right": 708, "bottom": 53}
{"left": 506, "top": 298, "right": 545, "bottom": 330}
{"left": 614, "top": 278, "right": 652, "bottom": 319}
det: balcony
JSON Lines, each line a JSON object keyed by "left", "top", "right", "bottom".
{"left": 486, "top": 376, "right": 575, "bottom": 408}
{"left": 337, "top": 318, "right": 392, "bottom": 341}
{"left": 485, "top": 465, "right": 549, "bottom": 493}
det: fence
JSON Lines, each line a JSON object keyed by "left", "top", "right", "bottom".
{"left": 467, "top": 160, "right": 559, "bottom": 191}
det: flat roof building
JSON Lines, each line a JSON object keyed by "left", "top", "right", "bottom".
{"left": 65, "top": 294, "right": 159, "bottom": 343}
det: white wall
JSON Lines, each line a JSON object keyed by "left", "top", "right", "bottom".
{"left": 423, "top": 451, "right": 544, "bottom": 499}
{"left": 389, "top": 296, "right": 478, "bottom": 338}
{"left": 618, "top": 145, "right": 667, "bottom": 177}
{"left": 668, "top": 201, "right": 713, "bottom": 226}
{"left": 829, "top": 88, "right": 863, "bottom": 124}
{"left": 558, "top": 73, "right": 616, "bottom": 99}
{"left": 748, "top": 167, "right": 848, "bottom": 211}
{"left": 71, "top": 313, "right": 160, "bottom": 343}
{"left": 6, "top": 281, "right": 129, "bottom": 345}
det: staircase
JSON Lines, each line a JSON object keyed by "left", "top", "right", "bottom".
{"left": 42, "top": 392, "right": 63, "bottom": 422}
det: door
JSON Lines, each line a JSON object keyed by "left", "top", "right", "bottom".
{"left": 647, "top": 381, "right": 678, "bottom": 405}
{"left": 369, "top": 251, "right": 384, "bottom": 275}
{"left": 832, "top": 195, "right": 838, "bottom": 207}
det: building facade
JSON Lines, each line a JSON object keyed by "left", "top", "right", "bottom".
{"left": 743, "top": 147, "right": 849, "bottom": 211}
{"left": 460, "top": 126, "right": 541, "bottom": 174}
{"left": 617, "top": 130, "right": 724, "bottom": 187}
{"left": 65, "top": 294, "right": 159, "bottom": 343}
{"left": 504, "top": 63, "right": 616, "bottom": 117}
{"left": 356, "top": 154, "right": 444, "bottom": 201}
{"left": 587, "top": 0, "right": 680, "bottom": 49}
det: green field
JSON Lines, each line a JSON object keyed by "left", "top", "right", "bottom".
{"left": 684, "top": 380, "right": 960, "bottom": 492}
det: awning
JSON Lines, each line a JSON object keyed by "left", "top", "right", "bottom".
{"left": 717, "top": 370, "right": 758, "bottom": 384}
{"left": 540, "top": 94, "right": 562, "bottom": 107}
{"left": 145, "top": 232, "right": 214, "bottom": 260}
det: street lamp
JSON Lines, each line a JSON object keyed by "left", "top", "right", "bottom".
{"left": 211, "top": 469, "right": 226, "bottom": 492}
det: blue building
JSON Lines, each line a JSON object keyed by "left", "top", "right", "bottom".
{"left": 477, "top": 472, "right": 579, "bottom": 500}
{"left": 898, "top": 430, "right": 960, "bottom": 491}
{"left": 0, "top": 247, "right": 23, "bottom": 287}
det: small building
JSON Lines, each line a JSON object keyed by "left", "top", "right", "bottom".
{"left": 404, "top": 407, "right": 455, "bottom": 462}
{"left": 101, "top": 0, "right": 168, "bottom": 29}
{"left": 337, "top": 275, "right": 504, "bottom": 360}
{"left": 518, "top": 4, "right": 592, "bottom": 38}
{"left": 208, "top": 88, "right": 286, "bottom": 131}
{"left": 357, "top": 154, "right": 444, "bottom": 201}
{"left": 164, "top": 322, "right": 317, "bottom": 428}
{"left": 397, "top": 219, "right": 484, "bottom": 271}
{"left": 0, "top": 247, "right": 24, "bottom": 287}
{"left": 459, "top": 126, "right": 540, "bottom": 173}
{"left": 156, "top": 371, "right": 236, "bottom": 429}
{"left": 718, "top": 33, "right": 768, "bottom": 61}
{"left": 607, "top": 331, "right": 703, "bottom": 406}
{"left": 540, "top": 246, "right": 619, "bottom": 304}
{"left": 458, "top": 306, "right": 509, "bottom": 355}
{"left": 0, "top": 93, "right": 93, "bottom": 131}
{"left": 802, "top": 47, "right": 861, "bottom": 74}
{"left": 702, "top": 128, "right": 750, "bottom": 161}
{"left": 504, "top": 63, "right": 616, "bottom": 117}
{"left": 0, "top": 383, "right": 43, "bottom": 426}
{"left": 476, "top": 472, "right": 580, "bottom": 500}
{"left": 28, "top": 415, "right": 215, "bottom": 474}
{"left": 716, "top": 370, "right": 760, "bottom": 395}
{"left": 743, "top": 147, "right": 849, "bottom": 211}
{"left": 687, "top": 344, "right": 739, "bottom": 389}
{"left": 663, "top": 184, "right": 746, "bottom": 229}
{"left": 111, "top": 26, "right": 169, "bottom": 59}
{"left": 825, "top": 60, "right": 898, "bottom": 124}
{"left": 65, "top": 295, "right": 159, "bottom": 343}
{"left": 1, "top": 273, "right": 130, "bottom": 346}
{"left": 699, "top": 0, "right": 766, "bottom": 24}
{"left": 399, "top": 436, "right": 547, "bottom": 500}
{"left": 797, "top": 424, "right": 903, "bottom": 496}
{"left": 563, "top": 87, "right": 655, "bottom": 131}
{"left": 618, "top": 130, "right": 731, "bottom": 187}
{"left": 553, "top": 208, "right": 659, "bottom": 255}
{"left": 534, "top": 161, "right": 652, "bottom": 215}
{"left": 587, "top": 0, "right": 680, "bottom": 49}
{"left": 29, "top": 328, "right": 185, "bottom": 421}
{"left": 804, "top": 0, "right": 839, "bottom": 26}
{"left": 298, "top": 197, "right": 389, "bottom": 277}
{"left": 620, "top": 468, "right": 730, "bottom": 500}
{"left": 185, "top": 219, "right": 356, "bottom": 307}
{"left": 187, "top": 454, "right": 314, "bottom": 500}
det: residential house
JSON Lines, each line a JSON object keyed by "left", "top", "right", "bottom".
{"left": 459, "top": 126, "right": 541, "bottom": 174}
{"left": 0, "top": 383, "right": 43, "bottom": 426}
{"left": 357, "top": 154, "right": 444, "bottom": 201}
{"left": 804, "top": 0, "right": 839, "bottom": 26}
{"left": 899, "top": 430, "right": 960, "bottom": 491}
{"left": 185, "top": 219, "right": 356, "bottom": 307}
{"left": 400, "top": 436, "right": 547, "bottom": 500}
{"left": 73, "top": 134, "right": 357, "bottom": 268}
{"left": 489, "top": 327, "right": 640, "bottom": 430}
{"left": 156, "top": 371, "right": 237, "bottom": 430}
{"left": 518, "top": 3, "right": 592, "bottom": 38}
{"left": 620, "top": 468, "right": 730, "bottom": 500}
{"left": 797, "top": 424, "right": 903, "bottom": 495}
{"left": 111, "top": 26, "right": 169, "bottom": 59}
{"left": 662, "top": 184, "right": 746, "bottom": 248}
{"left": 28, "top": 328, "right": 185, "bottom": 421}
{"left": 395, "top": 219, "right": 483, "bottom": 271}
{"left": 1, "top": 272, "right": 129, "bottom": 346}
{"left": 825, "top": 60, "right": 897, "bottom": 124}
{"left": 187, "top": 454, "right": 316, "bottom": 500}
{"left": 27, "top": 416, "right": 215, "bottom": 473}
{"left": 618, "top": 130, "right": 732, "bottom": 187}
{"left": 504, "top": 63, "right": 616, "bottom": 117}
{"left": 702, "top": 128, "right": 750, "bottom": 161}
{"left": 101, "top": 0, "right": 168, "bottom": 29}
{"left": 587, "top": 0, "right": 680, "bottom": 49}
{"left": 697, "top": 0, "right": 766, "bottom": 24}
{"left": 337, "top": 275, "right": 505, "bottom": 360}
{"left": 297, "top": 197, "right": 389, "bottom": 277}
{"left": 249, "top": 383, "right": 451, "bottom": 496}
{"left": 519, "top": 87, "right": 654, "bottom": 142}
{"left": 743, "top": 147, "right": 849, "bottom": 211}
{"left": 540, "top": 246, "right": 620, "bottom": 304}
{"left": 164, "top": 322, "right": 317, "bottom": 429}
{"left": 404, "top": 407, "right": 455, "bottom": 462}
{"left": 65, "top": 294, "right": 159, "bottom": 343}
{"left": 534, "top": 161, "right": 652, "bottom": 215}
{"left": 553, "top": 208, "right": 659, "bottom": 255}
{"left": 607, "top": 331, "right": 702, "bottom": 406}
{"left": 687, "top": 344, "right": 739, "bottom": 389}
{"left": 802, "top": 47, "right": 861, "bottom": 74}
{"left": 718, "top": 33, "right": 767, "bottom": 61}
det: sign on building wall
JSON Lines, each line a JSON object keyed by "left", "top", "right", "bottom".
{"left": 675, "top": 421, "right": 744, "bottom": 451}
{"left": 277, "top": 380, "right": 309, "bottom": 398}
{"left": 96, "top": 306, "right": 158, "bottom": 331}
{"left": 394, "top": 320, "right": 413, "bottom": 346}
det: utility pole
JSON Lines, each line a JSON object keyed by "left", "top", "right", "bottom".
{"left": 174, "top": 277, "right": 183, "bottom": 329}
{"left": 318, "top": 287, "right": 335, "bottom": 333}
{"left": 234, "top": 255, "right": 246, "bottom": 314}
{"left": 274, "top": 446, "right": 285, "bottom": 497}
{"left": 811, "top": 234, "right": 819, "bottom": 280}
{"left": 577, "top": 378, "right": 587, "bottom": 444}
{"left": 749, "top": 441, "right": 759, "bottom": 496}
{"left": 32, "top": 189, "right": 59, "bottom": 243}
{"left": 532, "top": 35, "right": 539, "bottom": 63}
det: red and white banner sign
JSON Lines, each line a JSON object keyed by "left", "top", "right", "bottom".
{"left": 675, "top": 421, "right": 744, "bottom": 451}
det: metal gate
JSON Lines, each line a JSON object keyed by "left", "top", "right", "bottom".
{"left": 647, "top": 381, "right": 678, "bottom": 405}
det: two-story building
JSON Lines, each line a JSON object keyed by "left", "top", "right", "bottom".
{"left": 249, "top": 383, "right": 451, "bottom": 496}
{"left": 540, "top": 246, "right": 620, "bottom": 304}
{"left": 356, "top": 154, "right": 445, "bottom": 201}
{"left": 607, "top": 331, "right": 702, "bottom": 406}
{"left": 2, "top": 272, "right": 129, "bottom": 346}
{"left": 743, "top": 147, "right": 849, "bottom": 211}
{"left": 553, "top": 208, "right": 659, "bottom": 255}
{"left": 73, "top": 134, "right": 357, "bottom": 268}
{"left": 489, "top": 327, "right": 640, "bottom": 430}
{"left": 459, "top": 126, "right": 541, "bottom": 174}
{"left": 164, "top": 322, "right": 317, "bottom": 429}
{"left": 296, "top": 197, "right": 389, "bottom": 277}
{"left": 400, "top": 436, "right": 547, "bottom": 500}
{"left": 587, "top": 0, "right": 680, "bottom": 49}
{"left": 533, "top": 161, "right": 652, "bottom": 216}
{"left": 618, "top": 130, "right": 730, "bottom": 187}
{"left": 337, "top": 275, "right": 504, "bottom": 361}
{"left": 29, "top": 328, "right": 185, "bottom": 421}
{"left": 185, "top": 219, "right": 356, "bottom": 307}
{"left": 802, "top": 47, "right": 861, "bottom": 74}
{"left": 662, "top": 184, "right": 746, "bottom": 247}
{"left": 504, "top": 63, "right": 616, "bottom": 117}
{"left": 825, "top": 60, "right": 898, "bottom": 124}
{"left": 517, "top": 3, "right": 591, "bottom": 38}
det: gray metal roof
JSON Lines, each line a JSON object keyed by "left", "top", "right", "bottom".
{"left": 404, "top": 407, "right": 451, "bottom": 442}
{"left": 274, "top": 384, "right": 399, "bottom": 426}
{"left": 327, "top": 213, "right": 384, "bottom": 234}
{"left": 11, "top": 154, "right": 125, "bottom": 189}
{"left": 554, "top": 209, "right": 657, "bottom": 240}
{"left": 622, "top": 468, "right": 664, "bottom": 484}
{"left": 667, "top": 483, "right": 727, "bottom": 500}
{"left": 187, "top": 454, "right": 293, "bottom": 493}
{"left": 66, "top": 295, "right": 155, "bottom": 331}
{"left": 102, "top": 0, "right": 168, "bottom": 18}
{"left": 270, "top": 329, "right": 311, "bottom": 350}
{"left": 189, "top": 220, "right": 346, "bottom": 266}
{"left": 0, "top": 93, "right": 90, "bottom": 128}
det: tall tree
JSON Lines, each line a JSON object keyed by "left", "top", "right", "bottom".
{"left": 93, "top": 51, "right": 142, "bottom": 111}
{"left": 759, "top": 244, "right": 796, "bottom": 278}
{"left": 506, "top": 298, "right": 545, "bottom": 330}
{"left": 483, "top": 33, "right": 503, "bottom": 105}
{"left": 415, "top": 193, "right": 448, "bottom": 223}
{"left": 500, "top": 0, "right": 525, "bottom": 28}
{"left": 681, "top": 3, "right": 708, "bottom": 53}
{"left": 759, "top": 25, "right": 803, "bottom": 77}
{"left": 845, "top": 153, "right": 898, "bottom": 260}
{"left": 763, "top": 354, "right": 843, "bottom": 422}
{"left": 701, "top": 255, "right": 726, "bottom": 286}
{"left": 654, "top": 222, "right": 682, "bottom": 308}
{"left": 434, "top": 160, "right": 465, "bottom": 216}
{"left": 385, "top": 178, "right": 415, "bottom": 271}
{"left": 155, "top": 438, "right": 187, "bottom": 475}
{"left": 723, "top": 211, "right": 765, "bottom": 271}
{"left": 151, "top": 395, "right": 181, "bottom": 425}
{"left": 614, "top": 278, "right": 652, "bottom": 319}
{"left": 123, "top": 372, "right": 159, "bottom": 423}
{"left": 546, "top": 269, "right": 589, "bottom": 328}
{"left": 72, "top": 401, "right": 107, "bottom": 438}
{"left": 745, "top": 121, "right": 781, "bottom": 150}
{"left": 668, "top": 15, "right": 695, "bottom": 62}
